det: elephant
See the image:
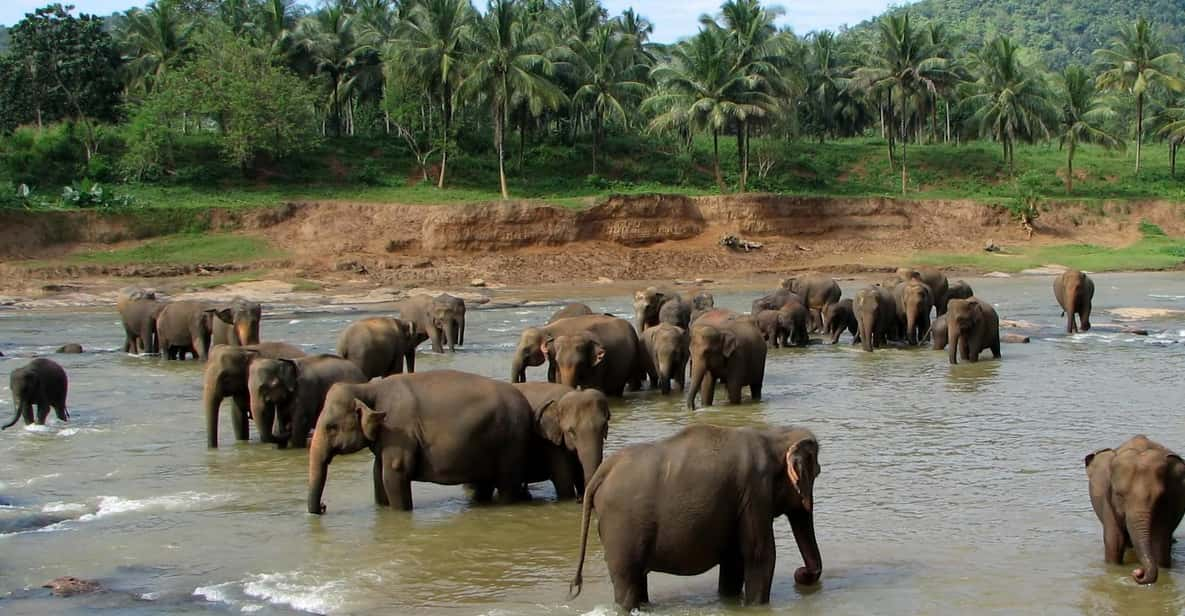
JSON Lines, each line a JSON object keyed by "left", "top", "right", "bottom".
{"left": 946, "top": 280, "right": 974, "bottom": 306}
{"left": 570, "top": 424, "right": 821, "bottom": 609}
{"left": 822, "top": 299, "right": 859, "bottom": 344}
{"left": 755, "top": 305, "right": 808, "bottom": 348}
{"left": 3, "top": 358, "right": 69, "bottom": 429}
{"left": 307, "top": 370, "right": 534, "bottom": 514}
{"left": 549, "top": 303, "right": 594, "bottom": 323}
{"left": 686, "top": 314, "right": 766, "bottom": 409}
{"left": 689, "top": 292, "right": 716, "bottom": 324}
{"left": 751, "top": 288, "right": 801, "bottom": 315}
{"left": 1086, "top": 435, "right": 1185, "bottom": 584}
{"left": 1055, "top": 269, "right": 1095, "bottom": 333}
{"left": 929, "top": 314, "right": 949, "bottom": 350}
{"left": 893, "top": 275, "right": 934, "bottom": 345}
{"left": 897, "top": 266, "right": 950, "bottom": 316}
{"left": 513, "top": 382, "right": 610, "bottom": 500}
{"left": 248, "top": 355, "right": 367, "bottom": 449}
{"left": 511, "top": 315, "right": 643, "bottom": 396}
{"left": 55, "top": 344, "right": 83, "bottom": 354}
{"left": 395, "top": 295, "right": 455, "bottom": 353}
{"left": 633, "top": 287, "right": 677, "bottom": 333}
{"left": 639, "top": 323, "right": 688, "bottom": 394}
{"left": 203, "top": 342, "right": 306, "bottom": 448}
{"left": 336, "top": 317, "right": 416, "bottom": 378}
{"left": 117, "top": 288, "right": 163, "bottom": 354}
{"left": 210, "top": 298, "right": 262, "bottom": 347}
{"left": 658, "top": 295, "right": 691, "bottom": 329}
{"left": 854, "top": 286, "right": 897, "bottom": 352}
{"left": 434, "top": 294, "right": 467, "bottom": 349}
{"left": 781, "top": 274, "right": 841, "bottom": 331}
{"left": 156, "top": 301, "right": 237, "bottom": 361}
{"left": 945, "top": 297, "right": 1001, "bottom": 364}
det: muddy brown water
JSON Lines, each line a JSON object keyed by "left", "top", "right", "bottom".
{"left": 3, "top": 273, "right": 1185, "bottom": 615}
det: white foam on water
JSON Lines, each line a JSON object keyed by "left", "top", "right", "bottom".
{"left": 139, "top": 592, "right": 160, "bottom": 600}
{"left": 288, "top": 319, "right": 302, "bottom": 324}
{"left": 41, "top": 501, "right": 87, "bottom": 513}
{"left": 197, "top": 572, "right": 346, "bottom": 615}
{"left": 56, "top": 428, "right": 79, "bottom": 437}
{"left": 24, "top": 424, "right": 55, "bottom": 433}
{"left": 78, "top": 491, "right": 230, "bottom": 521}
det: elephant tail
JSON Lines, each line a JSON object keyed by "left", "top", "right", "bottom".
{"left": 2, "top": 402, "right": 20, "bottom": 430}
{"left": 569, "top": 466, "right": 603, "bottom": 599}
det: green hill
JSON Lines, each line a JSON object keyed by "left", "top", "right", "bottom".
{"left": 0, "top": 26, "right": 9, "bottom": 54}
{"left": 858, "top": 0, "right": 1185, "bottom": 69}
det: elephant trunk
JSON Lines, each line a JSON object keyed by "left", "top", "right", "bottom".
{"left": 307, "top": 430, "right": 332, "bottom": 515}
{"left": 657, "top": 357, "right": 672, "bottom": 394}
{"left": 906, "top": 312, "right": 918, "bottom": 345}
{"left": 252, "top": 394, "right": 277, "bottom": 444}
{"left": 1065, "top": 296, "right": 1077, "bottom": 333}
{"left": 557, "top": 364, "right": 579, "bottom": 389}
{"left": 686, "top": 361, "right": 707, "bottom": 410}
{"left": 428, "top": 325, "right": 443, "bottom": 354}
{"left": 237, "top": 321, "right": 260, "bottom": 346}
{"left": 1127, "top": 514, "right": 1159, "bottom": 584}
{"left": 859, "top": 315, "right": 874, "bottom": 352}
{"left": 948, "top": 328, "right": 960, "bottom": 365}
{"left": 788, "top": 509, "right": 823, "bottom": 586}
{"left": 204, "top": 383, "right": 222, "bottom": 448}
{"left": 443, "top": 320, "right": 457, "bottom": 352}
{"left": 2, "top": 398, "right": 23, "bottom": 430}
{"left": 511, "top": 354, "right": 525, "bottom": 383}
{"left": 576, "top": 440, "right": 604, "bottom": 496}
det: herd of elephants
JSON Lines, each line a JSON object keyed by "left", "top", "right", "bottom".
{"left": 6, "top": 265, "right": 1182, "bottom": 610}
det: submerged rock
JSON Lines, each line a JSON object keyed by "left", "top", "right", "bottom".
{"left": 56, "top": 344, "right": 83, "bottom": 354}
{"left": 44, "top": 577, "right": 102, "bottom": 596}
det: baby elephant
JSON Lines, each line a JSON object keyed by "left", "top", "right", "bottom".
{"left": 822, "top": 299, "right": 859, "bottom": 344}
{"left": 4, "top": 358, "right": 69, "bottom": 429}
{"left": 1086, "top": 435, "right": 1185, "bottom": 584}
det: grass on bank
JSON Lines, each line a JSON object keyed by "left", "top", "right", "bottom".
{"left": 62, "top": 233, "right": 280, "bottom": 266}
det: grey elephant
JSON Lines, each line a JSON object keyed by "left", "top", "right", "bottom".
{"left": 751, "top": 288, "right": 800, "bottom": 315}
{"left": 639, "top": 322, "right": 688, "bottom": 394}
{"left": 633, "top": 287, "right": 678, "bottom": 333}
{"left": 336, "top": 317, "right": 417, "bottom": 378}
{"left": 210, "top": 298, "right": 262, "bottom": 347}
{"left": 1055, "top": 269, "right": 1094, "bottom": 333}
{"left": 658, "top": 295, "right": 691, "bottom": 329}
{"left": 945, "top": 297, "right": 1001, "bottom": 364}
{"left": 945, "top": 280, "right": 974, "bottom": 307}
{"left": 854, "top": 286, "right": 897, "bottom": 352}
{"left": 204, "top": 342, "right": 306, "bottom": 448}
{"left": 893, "top": 274, "right": 933, "bottom": 346}
{"left": 511, "top": 315, "right": 642, "bottom": 396}
{"left": 395, "top": 295, "right": 457, "bottom": 353}
{"left": 897, "top": 266, "right": 949, "bottom": 316}
{"left": 822, "top": 298, "right": 859, "bottom": 344}
{"left": 781, "top": 274, "right": 841, "bottom": 331}
{"left": 3, "top": 358, "right": 69, "bottom": 429}
{"left": 156, "top": 301, "right": 237, "bottom": 360}
{"left": 1087, "top": 435, "right": 1185, "bottom": 584}
{"left": 689, "top": 291, "right": 716, "bottom": 324}
{"left": 570, "top": 424, "right": 821, "bottom": 609}
{"left": 549, "top": 303, "right": 594, "bottom": 323}
{"left": 686, "top": 312, "right": 766, "bottom": 409}
{"left": 513, "top": 382, "right": 610, "bottom": 500}
{"left": 248, "top": 355, "right": 367, "bottom": 449}
{"left": 929, "top": 314, "right": 949, "bottom": 350}
{"left": 307, "top": 370, "right": 534, "bottom": 513}
{"left": 117, "top": 288, "right": 162, "bottom": 354}
{"left": 434, "top": 294, "right": 467, "bottom": 348}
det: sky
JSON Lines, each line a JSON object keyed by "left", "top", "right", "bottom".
{"left": 1, "top": 0, "right": 902, "bottom": 39}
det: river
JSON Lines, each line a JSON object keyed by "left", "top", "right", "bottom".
{"left": 3, "top": 272, "right": 1185, "bottom": 615}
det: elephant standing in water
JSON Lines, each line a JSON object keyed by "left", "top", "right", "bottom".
{"left": 3, "top": 358, "right": 68, "bottom": 429}
{"left": 336, "top": 317, "right": 417, "bottom": 378}
{"left": 1086, "top": 435, "right": 1185, "bottom": 584}
{"left": 511, "top": 315, "right": 642, "bottom": 396}
{"left": 854, "top": 286, "right": 896, "bottom": 351}
{"left": 248, "top": 355, "right": 368, "bottom": 449}
{"left": 1054, "top": 270, "right": 1094, "bottom": 333}
{"left": 570, "top": 424, "right": 822, "bottom": 609}
{"left": 823, "top": 299, "right": 859, "bottom": 344}
{"left": 307, "top": 371, "right": 534, "bottom": 513}
{"left": 434, "top": 294, "right": 467, "bottom": 348}
{"left": 686, "top": 311, "right": 766, "bottom": 409}
{"left": 117, "top": 287, "right": 162, "bottom": 354}
{"left": 156, "top": 301, "right": 240, "bottom": 360}
{"left": 893, "top": 275, "right": 933, "bottom": 345}
{"left": 780, "top": 274, "right": 841, "bottom": 331}
{"left": 946, "top": 280, "right": 974, "bottom": 305}
{"left": 396, "top": 295, "right": 464, "bottom": 353}
{"left": 204, "top": 342, "right": 306, "bottom": 448}
{"left": 513, "top": 382, "right": 610, "bottom": 500}
{"left": 549, "top": 303, "right": 594, "bottom": 323}
{"left": 897, "top": 266, "right": 949, "bottom": 316}
{"left": 210, "top": 298, "right": 262, "bottom": 347}
{"left": 945, "top": 298, "right": 1000, "bottom": 364}
{"left": 633, "top": 287, "right": 675, "bottom": 333}
{"left": 639, "top": 323, "right": 688, "bottom": 394}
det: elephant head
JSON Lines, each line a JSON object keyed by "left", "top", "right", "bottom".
{"left": 633, "top": 287, "right": 666, "bottom": 333}
{"left": 201, "top": 307, "right": 235, "bottom": 344}
{"left": 248, "top": 358, "right": 300, "bottom": 444}
{"left": 538, "top": 390, "right": 611, "bottom": 491}
{"left": 691, "top": 291, "right": 715, "bottom": 312}
{"left": 545, "top": 333, "right": 605, "bottom": 390}
{"left": 648, "top": 324, "right": 688, "bottom": 394}
{"left": 771, "top": 428, "right": 823, "bottom": 585}
{"left": 899, "top": 278, "right": 933, "bottom": 345}
{"left": 511, "top": 327, "right": 550, "bottom": 383}
{"left": 686, "top": 323, "right": 735, "bottom": 410}
{"left": 946, "top": 298, "right": 983, "bottom": 364}
{"left": 308, "top": 383, "right": 385, "bottom": 515}
{"left": 225, "top": 298, "right": 263, "bottom": 345}
{"left": 431, "top": 295, "right": 463, "bottom": 351}
{"left": 854, "top": 287, "right": 887, "bottom": 352}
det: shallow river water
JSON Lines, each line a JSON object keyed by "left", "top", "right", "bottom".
{"left": 4, "top": 273, "right": 1185, "bottom": 615}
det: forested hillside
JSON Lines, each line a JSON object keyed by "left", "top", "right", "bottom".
{"left": 0, "top": 26, "right": 9, "bottom": 53}
{"left": 866, "top": 0, "right": 1185, "bottom": 69}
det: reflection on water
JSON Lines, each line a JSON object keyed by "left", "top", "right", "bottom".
{"left": 2, "top": 272, "right": 1185, "bottom": 615}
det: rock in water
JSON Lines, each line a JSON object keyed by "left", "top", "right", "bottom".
{"left": 56, "top": 344, "right": 83, "bottom": 354}
{"left": 44, "top": 577, "right": 102, "bottom": 596}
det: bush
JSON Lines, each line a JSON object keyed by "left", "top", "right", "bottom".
{"left": 1, "top": 123, "right": 90, "bottom": 188}
{"left": 60, "top": 182, "right": 133, "bottom": 209}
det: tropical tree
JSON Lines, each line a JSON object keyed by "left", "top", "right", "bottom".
{"left": 569, "top": 25, "right": 648, "bottom": 174}
{"left": 395, "top": 0, "right": 473, "bottom": 188}
{"left": 961, "top": 36, "right": 1056, "bottom": 170}
{"left": 613, "top": 7, "right": 655, "bottom": 64}
{"left": 1094, "top": 17, "right": 1185, "bottom": 175}
{"left": 458, "top": 0, "right": 566, "bottom": 199}
{"left": 119, "top": 0, "right": 195, "bottom": 96}
{"left": 1057, "top": 65, "right": 1123, "bottom": 193}
{"left": 294, "top": 2, "right": 382, "bottom": 136}
{"left": 803, "top": 30, "right": 847, "bottom": 142}
{"left": 557, "top": 0, "right": 606, "bottom": 46}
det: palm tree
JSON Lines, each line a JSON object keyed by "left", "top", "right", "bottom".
{"left": 458, "top": 0, "right": 566, "bottom": 199}
{"left": 119, "top": 0, "right": 194, "bottom": 96}
{"left": 569, "top": 25, "right": 648, "bottom": 174}
{"left": 1057, "top": 65, "right": 1124, "bottom": 193}
{"left": 558, "top": 0, "right": 606, "bottom": 46}
{"left": 1094, "top": 17, "right": 1185, "bottom": 175}
{"left": 253, "top": 0, "right": 300, "bottom": 58}
{"left": 295, "top": 2, "right": 382, "bottom": 136}
{"left": 613, "top": 8, "right": 655, "bottom": 64}
{"left": 961, "top": 36, "right": 1056, "bottom": 171}
{"left": 804, "top": 31, "right": 847, "bottom": 143}
{"left": 396, "top": 0, "right": 474, "bottom": 188}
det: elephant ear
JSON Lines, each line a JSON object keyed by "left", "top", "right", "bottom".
{"left": 206, "top": 308, "right": 235, "bottom": 324}
{"left": 1085, "top": 447, "right": 1113, "bottom": 469}
{"left": 356, "top": 399, "right": 387, "bottom": 442}
{"left": 785, "top": 438, "right": 819, "bottom": 511}
{"left": 277, "top": 358, "right": 300, "bottom": 393}
{"left": 721, "top": 332, "right": 739, "bottom": 358}
{"left": 537, "top": 400, "right": 564, "bottom": 445}
{"left": 591, "top": 343, "right": 606, "bottom": 366}
{"left": 540, "top": 335, "right": 555, "bottom": 356}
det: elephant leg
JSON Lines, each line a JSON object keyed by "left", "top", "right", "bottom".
{"left": 701, "top": 373, "right": 716, "bottom": 407}
{"left": 548, "top": 447, "right": 577, "bottom": 500}
{"left": 608, "top": 562, "right": 648, "bottom": 610}
{"left": 53, "top": 403, "right": 69, "bottom": 422}
{"left": 1081, "top": 304, "right": 1092, "bottom": 332}
{"left": 287, "top": 405, "right": 308, "bottom": 449}
{"left": 20, "top": 401, "right": 34, "bottom": 425}
{"left": 718, "top": 548, "right": 744, "bottom": 598}
{"left": 1102, "top": 513, "right": 1125, "bottom": 563}
{"left": 382, "top": 470, "right": 413, "bottom": 511}
{"left": 547, "top": 359, "right": 557, "bottom": 384}
{"left": 231, "top": 394, "right": 251, "bottom": 441}
{"left": 373, "top": 455, "right": 389, "bottom": 506}
{"left": 404, "top": 350, "right": 415, "bottom": 374}
{"left": 725, "top": 378, "right": 744, "bottom": 405}
{"left": 140, "top": 323, "right": 156, "bottom": 354}
{"left": 471, "top": 482, "right": 495, "bottom": 502}
{"left": 35, "top": 403, "right": 50, "bottom": 425}
{"left": 750, "top": 381, "right": 762, "bottom": 401}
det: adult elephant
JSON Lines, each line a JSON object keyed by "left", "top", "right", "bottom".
{"left": 822, "top": 299, "right": 859, "bottom": 345}
{"left": 751, "top": 288, "right": 801, "bottom": 315}
{"left": 513, "top": 382, "right": 610, "bottom": 500}
{"left": 117, "top": 288, "right": 162, "bottom": 354}
{"left": 549, "top": 303, "right": 594, "bottom": 323}
{"left": 3, "top": 358, "right": 68, "bottom": 429}
{"left": 639, "top": 323, "right": 688, "bottom": 394}
{"left": 633, "top": 287, "right": 677, "bottom": 333}
{"left": 307, "top": 371, "right": 534, "bottom": 514}
{"left": 156, "top": 301, "right": 236, "bottom": 361}
{"left": 658, "top": 295, "right": 691, "bottom": 329}
{"left": 1086, "top": 435, "right": 1185, "bottom": 584}
{"left": 336, "top": 317, "right": 416, "bottom": 378}
{"left": 203, "top": 342, "right": 306, "bottom": 448}
{"left": 946, "top": 280, "right": 974, "bottom": 306}
{"left": 1054, "top": 269, "right": 1095, "bottom": 333}
{"left": 248, "top": 355, "right": 367, "bottom": 449}
{"left": 395, "top": 295, "right": 451, "bottom": 353}
{"left": 781, "top": 274, "right": 841, "bottom": 331}
{"left": 689, "top": 292, "right": 716, "bottom": 324}
{"left": 210, "top": 298, "right": 262, "bottom": 347}
{"left": 511, "top": 315, "right": 642, "bottom": 396}
{"left": 946, "top": 297, "right": 1001, "bottom": 364}
{"left": 570, "top": 424, "right": 821, "bottom": 609}
{"left": 686, "top": 314, "right": 766, "bottom": 409}
{"left": 893, "top": 275, "right": 933, "bottom": 346}
{"left": 898, "top": 266, "right": 950, "bottom": 316}
{"left": 854, "top": 286, "right": 897, "bottom": 352}
{"left": 434, "top": 294, "right": 467, "bottom": 349}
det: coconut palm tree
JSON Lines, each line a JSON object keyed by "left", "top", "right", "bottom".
{"left": 1094, "top": 17, "right": 1185, "bottom": 175}
{"left": 613, "top": 8, "right": 655, "bottom": 65}
{"left": 253, "top": 0, "right": 301, "bottom": 58}
{"left": 118, "top": 0, "right": 194, "bottom": 96}
{"left": 557, "top": 0, "right": 606, "bottom": 47}
{"left": 569, "top": 25, "right": 648, "bottom": 174}
{"left": 295, "top": 2, "right": 382, "bottom": 136}
{"left": 1057, "top": 65, "right": 1124, "bottom": 193}
{"left": 804, "top": 30, "right": 848, "bottom": 143}
{"left": 458, "top": 0, "right": 566, "bottom": 199}
{"left": 961, "top": 36, "right": 1056, "bottom": 171}
{"left": 396, "top": 0, "right": 474, "bottom": 188}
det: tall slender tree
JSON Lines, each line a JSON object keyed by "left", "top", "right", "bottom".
{"left": 961, "top": 36, "right": 1056, "bottom": 170}
{"left": 569, "top": 25, "right": 648, "bottom": 174}
{"left": 294, "top": 2, "right": 381, "bottom": 136}
{"left": 1057, "top": 65, "right": 1123, "bottom": 193}
{"left": 119, "top": 0, "right": 195, "bottom": 96}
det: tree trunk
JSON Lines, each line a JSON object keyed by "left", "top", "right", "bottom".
{"left": 518, "top": 107, "right": 526, "bottom": 173}
{"left": 901, "top": 131, "right": 908, "bottom": 194}
{"left": 945, "top": 100, "right": 951, "bottom": 144}
{"left": 438, "top": 89, "right": 452, "bottom": 189}
{"left": 738, "top": 119, "right": 748, "bottom": 193}
{"left": 1066, "top": 141, "right": 1075, "bottom": 194}
{"left": 712, "top": 130, "right": 725, "bottom": 193}
{"left": 592, "top": 113, "right": 601, "bottom": 175}
{"left": 1136, "top": 93, "right": 1144, "bottom": 175}
{"left": 496, "top": 104, "right": 509, "bottom": 200}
